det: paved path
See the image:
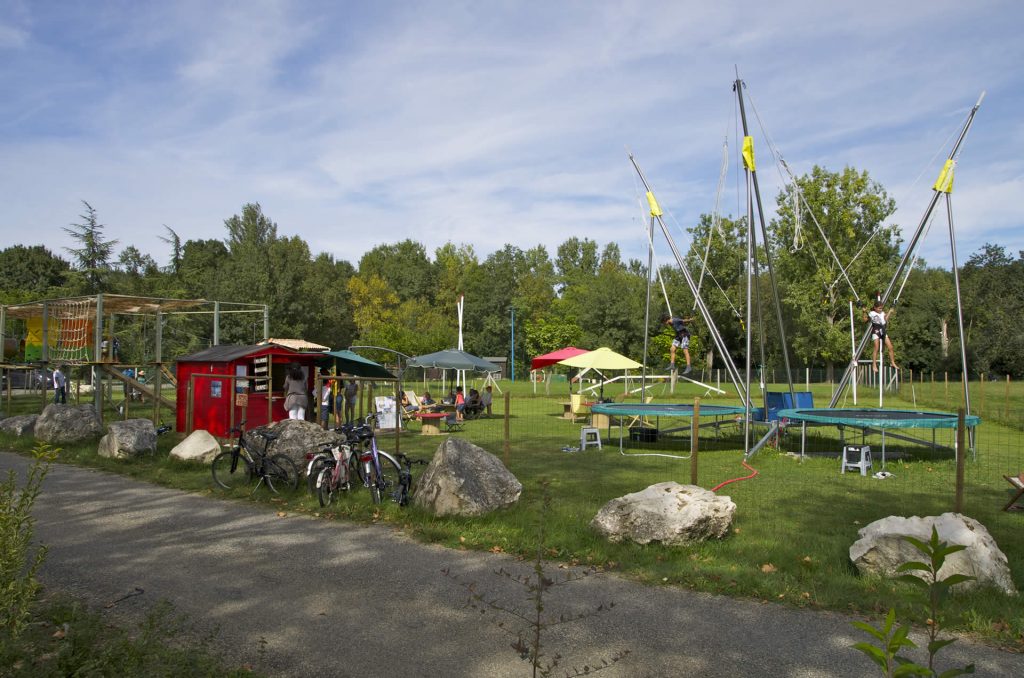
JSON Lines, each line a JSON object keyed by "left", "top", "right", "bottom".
{"left": 5, "top": 452, "right": 1019, "bottom": 677}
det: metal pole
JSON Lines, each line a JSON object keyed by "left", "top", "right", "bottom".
{"left": 744, "top": 167, "right": 754, "bottom": 455}
{"left": 509, "top": 307, "right": 515, "bottom": 383}
{"left": 849, "top": 301, "right": 857, "bottom": 405}
{"left": 735, "top": 75, "right": 796, "bottom": 401}
{"left": 641, "top": 215, "right": 654, "bottom": 397}
{"left": 263, "top": 304, "right": 269, "bottom": 342}
{"left": 829, "top": 92, "right": 984, "bottom": 408}
{"left": 628, "top": 155, "right": 748, "bottom": 406}
{"left": 213, "top": 301, "right": 220, "bottom": 346}
{"left": 946, "top": 194, "right": 973, "bottom": 434}
{"left": 93, "top": 294, "right": 103, "bottom": 421}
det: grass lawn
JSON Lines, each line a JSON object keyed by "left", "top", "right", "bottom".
{"left": 2, "top": 375, "right": 1023, "bottom": 650}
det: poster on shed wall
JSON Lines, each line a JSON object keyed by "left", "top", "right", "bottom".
{"left": 374, "top": 395, "right": 400, "bottom": 431}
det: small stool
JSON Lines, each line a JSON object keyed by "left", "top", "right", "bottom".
{"left": 841, "top": 445, "right": 872, "bottom": 476}
{"left": 580, "top": 427, "right": 602, "bottom": 451}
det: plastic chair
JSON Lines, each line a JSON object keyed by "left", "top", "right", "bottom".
{"left": 1004, "top": 474, "right": 1024, "bottom": 511}
{"left": 841, "top": 445, "right": 872, "bottom": 476}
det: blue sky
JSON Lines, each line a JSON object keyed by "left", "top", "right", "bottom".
{"left": 2, "top": 1, "right": 1021, "bottom": 274}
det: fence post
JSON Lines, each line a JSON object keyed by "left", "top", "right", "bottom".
{"left": 690, "top": 397, "right": 700, "bottom": 485}
{"left": 954, "top": 408, "right": 965, "bottom": 513}
{"left": 503, "top": 391, "right": 511, "bottom": 466}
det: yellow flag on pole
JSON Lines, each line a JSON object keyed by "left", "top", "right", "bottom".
{"left": 933, "top": 159, "right": 955, "bottom": 193}
{"left": 742, "top": 136, "right": 756, "bottom": 171}
{"left": 646, "top": 191, "right": 663, "bottom": 217}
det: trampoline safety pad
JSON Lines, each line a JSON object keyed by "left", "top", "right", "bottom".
{"left": 777, "top": 408, "right": 980, "bottom": 430}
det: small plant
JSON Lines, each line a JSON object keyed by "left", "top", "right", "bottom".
{"left": 852, "top": 526, "right": 975, "bottom": 677}
{"left": 443, "top": 480, "right": 629, "bottom": 677}
{"left": 1, "top": 443, "right": 58, "bottom": 639}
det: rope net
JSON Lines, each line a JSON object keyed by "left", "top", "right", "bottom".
{"left": 49, "top": 298, "right": 94, "bottom": 364}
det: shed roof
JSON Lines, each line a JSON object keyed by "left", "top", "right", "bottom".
{"left": 176, "top": 343, "right": 330, "bottom": 363}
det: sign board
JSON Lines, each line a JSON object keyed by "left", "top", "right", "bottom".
{"left": 235, "top": 393, "right": 249, "bottom": 407}
{"left": 373, "top": 395, "right": 400, "bottom": 431}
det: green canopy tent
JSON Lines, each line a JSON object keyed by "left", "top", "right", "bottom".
{"left": 315, "top": 349, "right": 395, "bottom": 379}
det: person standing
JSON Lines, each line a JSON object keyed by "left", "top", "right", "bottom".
{"left": 318, "top": 368, "right": 333, "bottom": 426}
{"left": 53, "top": 365, "right": 67, "bottom": 404}
{"left": 282, "top": 363, "right": 308, "bottom": 420}
{"left": 343, "top": 379, "right": 359, "bottom": 424}
{"left": 454, "top": 385, "right": 466, "bottom": 421}
{"left": 482, "top": 385, "right": 493, "bottom": 417}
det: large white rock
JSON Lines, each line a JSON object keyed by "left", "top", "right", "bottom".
{"left": 169, "top": 429, "right": 223, "bottom": 464}
{"left": 414, "top": 437, "right": 522, "bottom": 516}
{"left": 850, "top": 513, "right": 1016, "bottom": 595}
{"left": 591, "top": 482, "right": 735, "bottom": 545}
{"left": 97, "top": 419, "right": 157, "bottom": 459}
{"left": 35, "top": 404, "right": 103, "bottom": 444}
{"left": 0, "top": 414, "right": 38, "bottom": 437}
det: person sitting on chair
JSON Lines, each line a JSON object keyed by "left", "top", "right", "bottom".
{"left": 400, "top": 390, "right": 419, "bottom": 414}
{"left": 465, "top": 388, "right": 482, "bottom": 417}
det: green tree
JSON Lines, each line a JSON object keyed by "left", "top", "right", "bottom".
{"left": 892, "top": 267, "right": 955, "bottom": 373}
{"left": 0, "top": 245, "right": 70, "bottom": 300}
{"left": 961, "top": 244, "right": 1024, "bottom": 377}
{"left": 770, "top": 166, "right": 901, "bottom": 376}
{"left": 158, "top": 225, "right": 183, "bottom": 275}
{"left": 358, "top": 240, "right": 434, "bottom": 304}
{"left": 63, "top": 201, "right": 118, "bottom": 293}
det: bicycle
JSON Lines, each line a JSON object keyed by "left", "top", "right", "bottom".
{"left": 394, "top": 453, "right": 428, "bottom": 507}
{"left": 305, "top": 423, "right": 365, "bottom": 495}
{"left": 349, "top": 413, "right": 403, "bottom": 504}
{"left": 211, "top": 421, "right": 300, "bottom": 495}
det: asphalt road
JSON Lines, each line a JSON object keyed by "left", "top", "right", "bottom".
{"left": 4, "top": 451, "right": 1020, "bottom": 677}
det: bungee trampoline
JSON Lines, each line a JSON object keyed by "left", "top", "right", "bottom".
{"left": 591, "top": 402, "right": 747, "bottom": 458}
{"left": 777, "top": 407, "right": 982, "bottom": 466}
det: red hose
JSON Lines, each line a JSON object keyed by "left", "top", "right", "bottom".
{"left": 710, "top": 460, "right": 759, "bottom": 492}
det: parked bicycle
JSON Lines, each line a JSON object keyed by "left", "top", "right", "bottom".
{"left": 394, "top": 453, "right": 428, "bottom": 507}
{"left": 305, "top": 423, "right": 364, "bottom": 496}
{"left": 340, "top": 413, "right": 402, "bottom": 504}
{"left": 211, "top": 421, "right": 300, "bottom": 494}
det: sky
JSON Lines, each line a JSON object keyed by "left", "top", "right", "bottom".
{"left": 2, "top": 0, "right": 1022, "bottom": 275}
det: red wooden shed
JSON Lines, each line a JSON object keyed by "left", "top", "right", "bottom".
{"left": 175, "top": 344, "right": 322, "bottom": 437}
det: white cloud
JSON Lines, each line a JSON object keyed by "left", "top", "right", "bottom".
{"left": 1, "top": 0, "right": 1022, "bottom": 274}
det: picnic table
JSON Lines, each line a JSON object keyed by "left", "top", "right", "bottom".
{"left": 416, "top": 411, "right": 447, "bottom": 435}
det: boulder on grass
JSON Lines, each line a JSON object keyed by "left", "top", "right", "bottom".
{"left": 0, "top": 414, "right": 38, "bottom": 437}
{"left": 850, "top": 513, "right": 1016, "bottom": 595}
{"left": 98, "top": 419, "right": 158, "bottom": 459}
{"left": 35, "top": 404, "right": 103, "bottom": 444}
{"left": 414, "top": 437, "right": 522, "bottom": 516}
{"left": 591, "top": 482, "right": 735, "bottom": 545}
{"left": 169, "top": 429, "right": 223, "bottom": 464}
{"left": 257, "top": 419, "right": 339, "bottom": 466}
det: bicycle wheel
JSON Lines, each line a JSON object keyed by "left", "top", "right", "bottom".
{"left": 212, "top": 449, "right": 252, "bottom": 490}
{"left": 265, "top": 454, "right": 300, "bottom": 493}
{"left": 316, "top": 467, "right": 339, "bottom": 507}
{"left": 306, "top": 454, "right": 328, "bottom": 494}
{"left": 369, "top": 451, "right": 401, "bottom": 504}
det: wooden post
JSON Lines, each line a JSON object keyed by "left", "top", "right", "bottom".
{"left": 690, "top": 397, "right": 700, "bottom": 485}
{"left": 394, "top": 379, "right": 401, "bottom": 456}
{"left": 944, "top": 372, "right": 948, "bottom": 409}
{"left": 954, "top": 408, "right": 965, "bottom": 513}
{"left": 503, "top": 391, "right": 511, "bottom": 466}
{"left": 267, "top": 354, "right": 274, "bottom": 426}
{"left": 186, "top": 374, "right": 194, "bottom": 434}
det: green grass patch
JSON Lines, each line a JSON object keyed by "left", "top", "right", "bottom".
{"left": 2, "top": 377, "right": 1023, "bottom": 651}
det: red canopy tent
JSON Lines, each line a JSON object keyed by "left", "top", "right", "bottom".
{"left": 530, "top": 346, "right": 590, "bottom": 371}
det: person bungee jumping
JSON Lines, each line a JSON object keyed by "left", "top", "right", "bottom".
{"left": 661, "top": 313, "right": 693, "bottom": 375}
{"left": 864, "top": 300, "right": 897, "bottom": 372}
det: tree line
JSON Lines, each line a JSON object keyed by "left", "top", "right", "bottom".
{"left": 1, "top": 166, "right": 1022, "bottom": 378}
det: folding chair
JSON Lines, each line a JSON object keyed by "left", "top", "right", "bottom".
{"left": 1004, "top": 473, "right": 1024, "bottom": 511}
{"left": 444, "top": 413, "right": 465, "bottom": 433}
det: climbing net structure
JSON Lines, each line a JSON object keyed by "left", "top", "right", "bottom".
{"left": 48, "top": 297, "right": 95, "bottom": 364}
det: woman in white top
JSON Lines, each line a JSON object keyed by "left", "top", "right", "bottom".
{"left": 865, "top": 300, "right": 897, "bottom": 372}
